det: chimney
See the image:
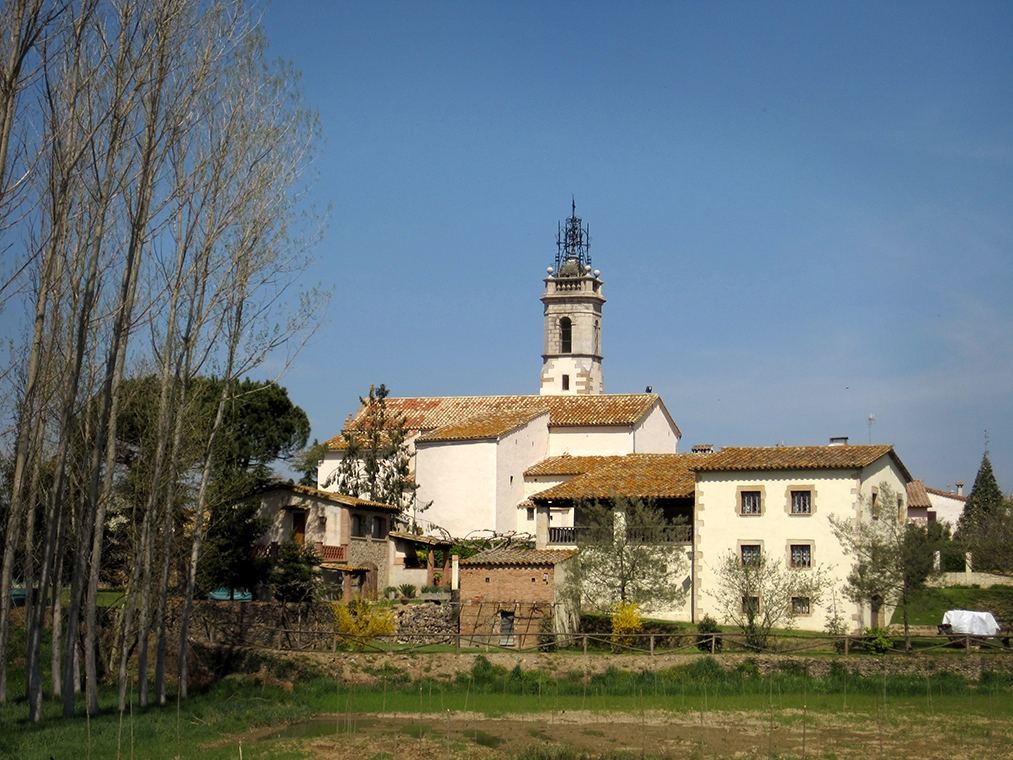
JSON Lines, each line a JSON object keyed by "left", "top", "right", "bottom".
{"left": 692, "top": 444, "right": 714, "bottom": 453}
{"left": 829, "top": 436, "right": 849, "bottom": 446}
{"left": 956, "top": 481, "right": 964, "bottom": 497}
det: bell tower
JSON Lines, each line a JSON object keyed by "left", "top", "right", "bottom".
{"left": 540, "top": 201, "right": 605, "bottom": 395}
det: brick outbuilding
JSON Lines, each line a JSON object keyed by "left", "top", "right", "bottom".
{"left": 458, "top": 547, "right": 578, "bottom": 649}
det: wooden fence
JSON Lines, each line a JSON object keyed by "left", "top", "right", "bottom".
{"left": 194, "top": 623, "right": 1013, "bottom": 657}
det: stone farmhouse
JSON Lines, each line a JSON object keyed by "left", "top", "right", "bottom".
{"left": 313, "top": 204, "right": 957, "bottom": 634}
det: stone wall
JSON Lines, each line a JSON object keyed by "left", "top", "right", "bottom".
{"left": 188, "top": 600, "right": 456, "bottom": 651}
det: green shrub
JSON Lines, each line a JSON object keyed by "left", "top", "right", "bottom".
{"left": 696, "top": 614, "right": 723, "bottom": 653}
{"left": 863, "top": 626, "right": 894, "bottom": 654}
{"left": 397, "top": 583, "right": 417, "bottom": 599}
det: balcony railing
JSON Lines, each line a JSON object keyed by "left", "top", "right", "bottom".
{"left": 547, "top": 525, "right": 693, "bottom": 545}
{"left": 251, "top": 542, "right": 346, "bottom": 562}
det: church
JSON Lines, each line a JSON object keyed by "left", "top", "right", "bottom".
{"left": 318, "top": 202, "right": 682, "bottom": 539}
{"left": 317, "top": 204, "right": 920, "bottom": 631}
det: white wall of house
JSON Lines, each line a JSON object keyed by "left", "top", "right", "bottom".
{"left": 691, "top": 455, "right": 909, "bottom": 633}
{"left": 414, "top": 439, "right": 498, "bottom": 537}
{"left": 256, "top": 490, "right": 342, "bottom": 546}
{"left": 631, "top": 403, "right": 680, "bottom": 453}
{"left": 927, "top": 491, "right": 965, "bottom": 529}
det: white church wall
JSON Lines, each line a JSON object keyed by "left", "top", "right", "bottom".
{"left": 414, "top": 439, "right": 498, "bottom": 537}
{"left": 631, "top": 403, "right": 680, "bottom": 453}
{"left": 494, "top": 413, "right": 550, "bottom": 533}
{"left": 546, "top": 426, "right": 634, "bottom": 457}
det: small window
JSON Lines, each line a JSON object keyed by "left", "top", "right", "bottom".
{"left": 790, "top": 544, "right": 812, "bottom": 568}
{"left": 741, "top": 544, "right": 761, "bottom": 565}
{"left": 526, "top": 507, "right": 535, "bottom": 521}
{"left": 791, "top": 490, "right": 811, "bottom": 514}
{"left": 741, "top": 491, "right": 762, "bottom": 515}
{"left": 742, "top": 596, "right": 760, "bottom": 616}
{"left": 561, "top": 374, "right": 570, "bottom": 391}
{"left": 791, "top": 597, "right": 811, "bottom": 615}
{"left": 560, "top": 318, "right": 572, "bottom": 353}
{"left": 351, "top": 514, "right": 364, "bottom": 537}
{"left": 371, "top": 516, "right": 385, "bottom": 539}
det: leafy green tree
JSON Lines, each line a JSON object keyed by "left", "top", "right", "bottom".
{"left": 270, "top": 542, "right": 321, "bottom": 603}
{"left": 197, "top": 500, "right": 270, "bottom": 598}
{"left": 830, "top": 482, "right": 942, "bottom": 651}
{"left": 290, "top": 439, "right": 331, "bottom": 487}
{"left": 212, "top": 379, "right": 311, "bottom": 490}
{"left": 711, "top": 548, "right": 830, "bottom": 651}
{"left": 958, "top": 452, "right": 1005, "bottom": 536}
{"left": 565, "top": 496, "right": 689, "bottom": 615}
{"left": 329, "top": 384, "right": 417, "bottom": 512}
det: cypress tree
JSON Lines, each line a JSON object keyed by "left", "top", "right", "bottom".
{"left": 958, "top": 452, "right": 1005, "bottom": 535}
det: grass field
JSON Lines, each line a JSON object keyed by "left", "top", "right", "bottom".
{"left": 4, "top": 651, "right": 1013, "bottom": 759}
{"left": 892, "top": 585, "right": 1013, "bottom": 627}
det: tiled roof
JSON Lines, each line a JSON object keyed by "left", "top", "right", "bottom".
{"left": 417, "top": 409, "right": 548, "bottom": 443}
{"left": 326, "top": 393, "right": 671, "bottom": 447}
{"left": 388, "top": 530, "right": 454, "bottom": 546}
{"left": 260, "top": 483, "right": 400, "bottom": 512}
{"left": 461, "top": 548, "right": 577, "bottom": 566}
{"left": 907, "top": 480, "right": 933, "bottom": 509}
{"left": 688, "top": 445, "right": 906, "bottom": 476}
{"left": 531, "top": 454, "right": 700, "bottom": 501}
{"left": 925, "top": 487, "right": 968, "bottom": 502}
{"left": 524, "top": 455, "right": 619, "bottom": 476}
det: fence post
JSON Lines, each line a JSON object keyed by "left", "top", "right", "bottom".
{"left": 710, "top": 634, "right": 716, "bottom": 655}
{"left": 966, "top": 634, "right": 971, "bottom": 654}
{"left": 455, "top": 632, "right": 460, "bottom": 655}
{"left": 583, "top": 634, "right": 588, "bottom": 655}
{"left": 844, "top": 635, "right": 849, "bottom": 655}
{"left": 650, "top": 635, "right": 654, "bottom": 656}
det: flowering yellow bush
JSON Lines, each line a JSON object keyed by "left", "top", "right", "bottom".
{"left": 331, "top": 599, "right": 396, "bottom": 650}
{"left": 609, "top": 600, "right": 642, "bottom": 652}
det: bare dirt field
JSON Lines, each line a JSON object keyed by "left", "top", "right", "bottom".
{"left": 250, "top": 707, "right": 1013, "bottom": 760}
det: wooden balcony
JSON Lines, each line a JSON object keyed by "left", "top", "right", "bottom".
{"left": 251, "top": 542, "right": 346, "bottom": 563}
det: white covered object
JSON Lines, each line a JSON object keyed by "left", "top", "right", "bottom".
{"left": 942, "top": 610, "right": 1001, "bottom": 636}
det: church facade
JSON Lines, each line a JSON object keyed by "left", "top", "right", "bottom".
{"left": 318, "top": 203, "right": 681, "bottom": 538}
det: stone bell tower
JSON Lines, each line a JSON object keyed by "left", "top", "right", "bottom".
{"left": 539, "top": 201, "right": 605, "bottom": 395}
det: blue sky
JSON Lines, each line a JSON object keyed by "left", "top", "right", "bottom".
{"left": 259, "top": 1, "right": 1013, "bottom": 495}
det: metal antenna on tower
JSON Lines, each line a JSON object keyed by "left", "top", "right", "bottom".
{"left": 868, "top": 413, "right": 875, "bottom": 444}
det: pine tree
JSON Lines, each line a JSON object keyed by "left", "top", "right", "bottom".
{"left": 958, "top": 452, "right": 1005, "bottom": 535}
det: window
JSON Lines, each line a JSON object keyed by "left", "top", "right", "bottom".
{"left": 526, "top": 507, "right": 535, "bottom": 521}
{"left": 560, "top": 318, "right": 572, "bottom": 353}
{"left": 742, "top": 596, "right": 760, "bottom": 616}
{"left": 791, "top": 597, "right": 811, "bottom": 615}
{"left": 791, "top": 490, "right": 811, "bottom": 514}
{"left": 561, "top": 374, "right": 570, "bottom": 391}
{"left": 741, "top": 544, "right": 761, "bottom": 565}
{"left": 790, "top": 544, "right": 812, "bottom": 568}
{"left": 741, "top": 491, "right": 762, "bottom": 515}
{"left": 351, "top": 514, "right": 364, "bottom": 537}
{"left": 371, "top": 516, "right": 385, "bottom": 539}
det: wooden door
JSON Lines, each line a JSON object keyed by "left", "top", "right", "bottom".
{"left": 292, "top": 511, "right": 306, "bottom": 545}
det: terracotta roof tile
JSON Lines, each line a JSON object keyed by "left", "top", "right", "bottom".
{"left": 524, "top": 455, "right": 619, "bottom": 476}
{"left": 461, "top": 548, "right": 577, "bottom": 566}
{"left": 688, "top": 445, "right": 900, "bottom": 474}
{"left": 417, "top": 409, "right": 548, "bottom": 443}
{"left": 907, "top": 479, "right": 933, "bottom": 509}
{"left": 531, "top": 454, "right": 700, "bottom": 501}
{"left": 326, "top": 393, "right": 670, "bottom": 447}
{"left": 259, "top": 483, "right": 400, "bottom": 512}
{"left": 925, "top": 486, "right": 968, "bottom": 502}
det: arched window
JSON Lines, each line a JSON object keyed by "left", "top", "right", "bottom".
{"left": 560, "top": 317, "right": 572, "bottom": 353}
{"left": 371, "top": 516, "right": 385, "bottom": 538}
{"left": 351, "top": 514, "right": 363, "bottom": 537}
